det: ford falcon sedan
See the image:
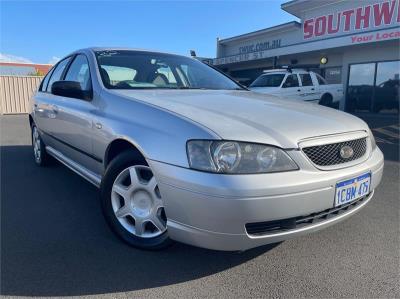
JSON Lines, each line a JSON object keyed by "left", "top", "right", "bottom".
{"left": 29, "top": 47, "right": 384, "bottom": 251}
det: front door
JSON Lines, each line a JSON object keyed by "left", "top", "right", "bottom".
{"left": 34, "top": 56, "right": 72, "bottom": 147}
{"left": 46, "top": 54, "right": 99, "bottom": 172}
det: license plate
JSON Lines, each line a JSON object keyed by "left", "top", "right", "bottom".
{"left": 335, "top": 173, "right": 371, "bottom": 207}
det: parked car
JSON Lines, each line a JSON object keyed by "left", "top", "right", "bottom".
{"left": 249, "top": 69, "right": 343, "bottom": 107}
{"left": 347, "top": 79, "right": 399, "bottom": 113}
{"left": 30, "top": 48, "right": 383, "bottom": 251}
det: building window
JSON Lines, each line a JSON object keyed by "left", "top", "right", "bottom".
{"left": 346, "top": 61, "right": 399, "bottom": 114}
{"left": 375, "top": 61, "right": 400, "bottom": 113}
{"left": 324, "top": 67, "right": 342, "bottom": 84}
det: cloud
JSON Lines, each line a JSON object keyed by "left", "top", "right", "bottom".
{"left": 48, "top": 56, "right": 61, "bottom": 64}
{"left": 0, "top": 53, "right": 33, "bottom": 63}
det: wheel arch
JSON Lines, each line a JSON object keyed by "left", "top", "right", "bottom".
{"left": 319, "top": 92, "right": 334, "bottom": 106}
{"left": 321, "top": 92, "right": 333, "bottom": 100}
{"left": 104, "top": 138, "right": 147, "bottom": 168}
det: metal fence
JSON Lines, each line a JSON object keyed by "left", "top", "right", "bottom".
{"left": 0, "top": 76, "right": 43, "bottom": 114}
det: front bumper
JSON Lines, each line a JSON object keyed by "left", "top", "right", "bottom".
{"left": 148, "top": 147, "right": 384, "bottom": 251}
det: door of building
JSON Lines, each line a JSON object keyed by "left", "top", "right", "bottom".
{"left": 346, "top": 61, "right": 399, "bottom": 114}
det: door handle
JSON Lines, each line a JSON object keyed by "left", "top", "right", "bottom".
{"left": 311, "top": 88, "right": 315, "bottom": 91}
{"left": 297, "top": 89, "right": 301, "bottom": 92}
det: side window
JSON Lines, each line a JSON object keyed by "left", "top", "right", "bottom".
{"left": 316, "top": 73, "right": 327, "bottom": 85}
{"left": 46, "top": 57, "right": 72, "bottom": 92}
{"left": 299, "top": 74, "right": 313, "bottom": 86}
{"left": 282, "top": 74, "right": 299, "bottom": 88}
{"left": 65, "top": 54, "right": 92, "bottom": 91}
{"left": 39, "top": 68, "right": 54, "bottom": 92}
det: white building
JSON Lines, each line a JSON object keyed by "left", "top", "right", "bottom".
{"left": 213, "top": 0, "right": 400, "bottom": 113}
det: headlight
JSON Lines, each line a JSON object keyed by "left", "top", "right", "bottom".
{"left": 212, "top": 142, "right": 241, "bottom": 172}
{"left": 369, "top": 129, "right": 377, "bottom": 150}
{"left": 187, "top": 140, "right": 298, "bottom": 174}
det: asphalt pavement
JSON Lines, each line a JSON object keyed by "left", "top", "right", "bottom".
{"left": 1, "top": 114, "right": 399, "bottom": 298}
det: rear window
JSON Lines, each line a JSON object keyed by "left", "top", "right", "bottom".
{"left": 250, "top": 74, "right": 285, "bottom": 87}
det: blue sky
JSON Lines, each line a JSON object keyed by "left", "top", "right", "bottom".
{"left": 0, "top": 0, "right": 295, "bottom": 64}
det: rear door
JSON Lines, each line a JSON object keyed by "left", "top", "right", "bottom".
{"left": 280, "top": 74, "right": 302, "bottom": 100}
{"left": 298, "top": 73, "right": 319, "bottom": 102}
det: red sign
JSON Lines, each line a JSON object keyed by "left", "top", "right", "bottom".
{"left": 303, "top": 0, "right": 400, "bottom": 39}
{"left": 350, "top": 29, "right": 400, "bottom": 43}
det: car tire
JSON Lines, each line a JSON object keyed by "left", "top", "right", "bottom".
{"left": 319, "top": 93, "right": 333, "bottom": 107}
{"left": 31, "top": 124, "right": 51, "bottom": 166}
{"left": 100, "top": 150, "right": 172, "bottom": 250}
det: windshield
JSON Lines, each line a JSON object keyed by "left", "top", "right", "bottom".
{"left": 95, "top": 50, "right": 244, "bottom": 90}
{"left": 250, "top": 74, "right": 285, "bottom": 87}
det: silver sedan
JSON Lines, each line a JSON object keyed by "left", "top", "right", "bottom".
{"left": 30, "top": 48, "right": 384, "bottom": 251}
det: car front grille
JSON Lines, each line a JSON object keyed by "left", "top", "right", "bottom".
{"left": 245, "top": 194, "right": 369, "bottom": 236}
{"left": 302, "top": 137, "right": 367, "bottom": 166}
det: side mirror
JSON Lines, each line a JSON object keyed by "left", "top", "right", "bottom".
{"left": 51, "top": 81, "right": 92, "bottom": 100}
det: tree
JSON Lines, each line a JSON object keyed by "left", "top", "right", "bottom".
{"left": 28, "top": 69, "right": 45, "bottom": 76}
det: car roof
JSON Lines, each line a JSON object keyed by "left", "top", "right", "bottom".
{"left": 261, "top": 72, "right": 287, "bottom": 75}
{"left": 72, "top": 47, "right": 185, "bottom": 57}
{"left": 262, "top": 69, "right": 311, "bottom": 75}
